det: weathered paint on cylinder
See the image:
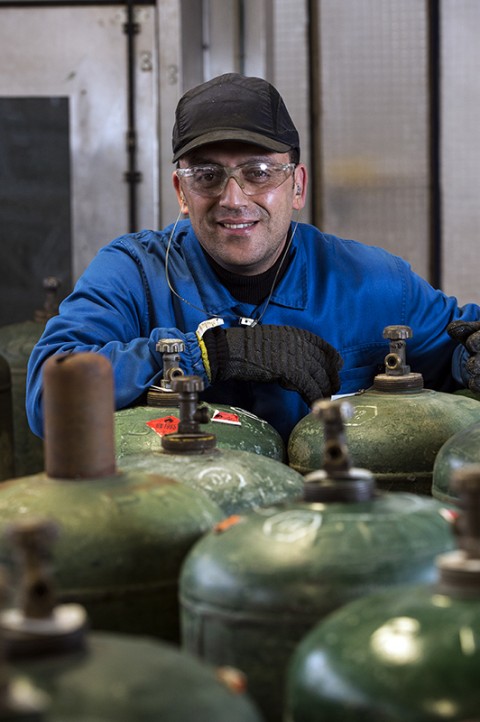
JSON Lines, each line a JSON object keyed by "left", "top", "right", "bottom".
{"left": 285, "top": 464, "right": 480, "bottom": 722}
{"left": 455, "top": 388, "right": 480, "bottom": 401}
{"left": 0, "top": 353, "right": 14, "bottom": 481}
{"left": 0, "top": 321, "right": 45, "bottom": 477}
{"left": 287, "top": 584, "right": 480, "bottom": 722}
{"left": 12, "top": 632, "right": 265, "bottom": 722}
{"left": 0, "top": 469, "right": 222, "bottom": 642}
{"left": 0, "top": 352, "right": 223, "bottom": 643}
{"left": 118, "top": 448, "right": 304, "bottom": 516}
{"left": 115, "top": 402, "right": 285, "bottom": 462}
{"left": 0, "top": 280, "right": 60, "bottom": 479}
{"left": 432, "top": 420, "right": 480, "bottom": 504}
{"left": 288, "top": 388, "right": 480, "bottom": 493}
{"left": 180, "top": 493, "right": 455, "bottom": 722}
{"left": 0, "top": 521, "right": 263, "bottom": 722}
{"left": 286, "top": 464, "right": 480, "bottom": 722}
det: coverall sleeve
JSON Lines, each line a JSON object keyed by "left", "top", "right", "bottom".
{"left": 26, "top": 242, "right": 206, "bottom": 438}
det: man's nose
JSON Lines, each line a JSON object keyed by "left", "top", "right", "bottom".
{"left": 218, "top": 176, "right": 248, "bottom": 205}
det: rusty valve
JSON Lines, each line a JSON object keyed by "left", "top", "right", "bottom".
{"left": 0, "top": 518, "right": 88, "bottom": 659}
{"left": 161, "top": 376, "right": 216, "bottom": 453}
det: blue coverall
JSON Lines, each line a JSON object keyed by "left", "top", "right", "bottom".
{"left": 26, "top": 221, "right": 479, "bottom": 442}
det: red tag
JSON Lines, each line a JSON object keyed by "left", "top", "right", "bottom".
{"left": 211, "top": 409, "right": 241, "bottom": 426}
{"left": 439, "top": 507, "right": 460, "bottom": 524}
{"left": 146, "top": 415, "right": 180, "bottom": 436}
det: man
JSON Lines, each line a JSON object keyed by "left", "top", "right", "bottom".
{"left": 26, "top": 73, "right": 480, "bottom": 443}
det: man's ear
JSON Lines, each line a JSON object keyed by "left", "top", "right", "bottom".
{"left": 179, "top": 193, "right": 189, "bottom": 214}
{"left": 292, "top": 164, "right": 307, "bottom": 211}
{"left": 173, "top": 171, "right": 189, "bottom": 215}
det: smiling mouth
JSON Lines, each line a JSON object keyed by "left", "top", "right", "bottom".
{"left": 220, "top": 221, "right": 257, "bottom": 230}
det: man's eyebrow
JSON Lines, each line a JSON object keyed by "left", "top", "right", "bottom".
{"left": 183, "top": 156, "right": 219, "bottom": 165}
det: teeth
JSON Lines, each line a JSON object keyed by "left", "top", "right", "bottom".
{"left": 222, "top": 222, "right": 254, "bottom": 229}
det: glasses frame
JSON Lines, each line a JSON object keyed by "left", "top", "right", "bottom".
{"left": 175, "top": 161, "right": 297, "bottom": 198}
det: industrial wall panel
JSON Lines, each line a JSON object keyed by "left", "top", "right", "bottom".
{"left": 316, "top": 0, "right": 430, "bottom": 280}
{"left": 0, "top": 5, "right": 157, "bottom": 284}
{"left": 272, "top": 0, "right": 311, "bottom": 220}
{"left": 441, "top": 0, "right": 480, "bottom": 305}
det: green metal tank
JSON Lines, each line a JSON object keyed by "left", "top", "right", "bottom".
{"left": 115, "top": 339, "right": 285, "bottom": 462}
{"left": 179, "top": 400, "right": 456, "bottom": 722}
{"left": 0, "top": 642, "right": 47, "bottom": 719}
{"left": 454, "top": 388, "right": 480, "bottom": 401}
{"left": 0, "top": 519, "right": 265, "bottom": 722}
{"left": 432, "top": 420, "right": 480, "bottom": 505}
{"left": 0, "top": 278, "right": 60, "bottom": 477}
{"left": 0, "top": 352, "right": 223, "bottom": 643}
{"left": 286, "top": 465, "right": 480, "bottom": 722}
{"left": 119, "top": 375, "right": 304, "bottom": 516}
{"left": 288, "top": 325, "right": 480, "bottom": 494}
{"left": 0, "top": 352, "right": 14, "bottom": 481}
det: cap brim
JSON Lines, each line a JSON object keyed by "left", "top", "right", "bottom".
{"left": 172, "top": 128, "right": 293, "bottom": 162}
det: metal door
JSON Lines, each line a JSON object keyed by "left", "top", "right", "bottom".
{"left": 0, "top": 4, "right": 158, "bottom": 323}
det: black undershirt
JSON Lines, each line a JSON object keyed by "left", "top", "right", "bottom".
{"left": 201, "top": 244, "right": 291, "bottom": 305}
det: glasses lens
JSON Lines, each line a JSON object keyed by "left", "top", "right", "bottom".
{"left": 240, "top": 162, "right": 293, "bottom": 195}
{"left": 185, "top": 166, "right": 225, "bottom": 195}
{"left": 178, "top": 162, "right": 294, "bottom": 198}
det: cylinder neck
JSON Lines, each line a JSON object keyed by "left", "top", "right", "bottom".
{"left": 303, "top": 399, "right": 376, "bottom": 503}
{"left": 437, "top": 466, "right": 480, "bottom": 597}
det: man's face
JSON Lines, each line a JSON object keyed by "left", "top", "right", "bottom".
{"left": 173, "top": 141, "right": 307, "bottom": 275}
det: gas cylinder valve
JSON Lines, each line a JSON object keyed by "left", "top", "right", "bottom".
{"left": 156, "top": 339, "right": 185, "bottom": 387}
{"left": 383, "top": 325, "right": 412, "bottom": 376}
{"left": 161, "top": 376, "right": 216, "bottom": 453}
{"left": 437, "top": 464, "right": 480, "bottom": 593}
{"left": 310, "top": 399, "right": 354, "bottom": 475}
{"left": 373, "top": 325, "right": 424, "bottom": 390}
{"left": 147, "top": 338, "right": 186, "bottom": 406}
{"left": 0, "top": 518, "right": 88, "bottom": 658}
{"left": 34, "top": 276, "right": 61, "bottom": 324}
{"left": 303, "top": 399, "right": 376, "bottom": 503}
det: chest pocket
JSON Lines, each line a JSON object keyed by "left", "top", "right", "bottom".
{"left": 339, "top": 344, "right": 386, "bottom": 394}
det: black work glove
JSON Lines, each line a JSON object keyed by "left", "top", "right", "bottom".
{"left": 447, "top": 320, "right": 480, "bottom": 393}
{"left": 201, "top": 324, "right": 343, "bottom": 405}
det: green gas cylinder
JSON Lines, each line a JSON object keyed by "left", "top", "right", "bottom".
{"left": 0, "top": 278, "right": 61, "bottom": 477}
{"left": 286, "top": 465, "right": 480, "bottom": 722}
{"left": 0, "top": 644, "right": 47, "bottom": 720}
{"left": 0, "top": 519, "right": 265, "bottom": 722}
{"left": 119, "top": 375, "right": 304, "bottom": 516}
{"left": 0, "top": 352, "right": 223, "bottom": 643}
{"left": 0, "top": 353, "right": 14, "bottom": 481}
{"left": 288, "top": 325, "right": 480, "bottom": 494}
{"left": 432, "top": 420, "right": 480, "bottom": 505}
{"left": 179, "top": 399, "right": 455, "bottom": 722}
{"left": 455, "top": 387, "right": 480, "bottom": 401}
{"left": 115, "top": 339, "right": 285, "bottom": 462}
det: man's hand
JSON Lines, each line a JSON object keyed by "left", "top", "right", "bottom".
{"left": 200, "top": 324, "right": 343, "bottom": 405}
{"left": 447, "top": 320, "right": 480, "bottom": 393}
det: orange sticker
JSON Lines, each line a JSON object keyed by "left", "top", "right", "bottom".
{"left": 211, "top": 409, "right": 241, "bottom": 426}
{"left": 146, "top": 416, "right": 180, "bottom": 436}
{"left": 213, "top": 515, "right": 243, "bottom": 533}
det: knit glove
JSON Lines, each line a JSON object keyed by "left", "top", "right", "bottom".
{"left": 447, "top": 320, "right": 480, "bottom": 393}
{"left": 199, "top": 324, "right": 343, "bottom": 405}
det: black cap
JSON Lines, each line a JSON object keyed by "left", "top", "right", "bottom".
{"left": 172, "top": 73, "right": 300, "bottom": 162}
